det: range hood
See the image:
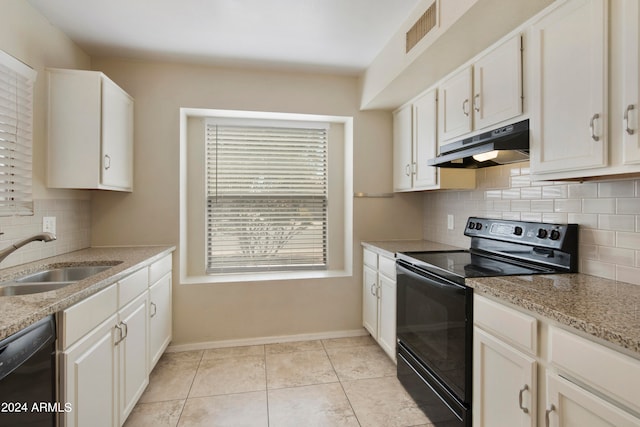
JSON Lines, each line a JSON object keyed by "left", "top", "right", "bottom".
{"left": 428, "top": 119, "right": 529, "bottom": 168}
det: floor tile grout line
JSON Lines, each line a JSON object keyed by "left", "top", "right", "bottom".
{"left": 262, "top": 344, "right": 271, "bottom": 427}
{"left": 321, "top": 339, "right": 364, "bottom": 427}
{"left": 175, "top": 350, "right": 205, "bottom": 426}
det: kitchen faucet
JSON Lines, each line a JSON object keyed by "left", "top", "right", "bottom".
{"left": 0, "top": 232, "right": 57, "bottom": 264}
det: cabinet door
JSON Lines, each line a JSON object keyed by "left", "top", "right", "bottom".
{"left": 362, "top": 264, "right": 379, "bottom": 338}
{"left": 438, "top": 66, "right": 472, "bottom": 142}
{"left": 413, "top": 89, "right": 438, "bottom": 188}
{"left": 529, "top": 0, "right": 607, "bottom": 174}
{"left": 393, "top": 105, "right": 413, "bottom": 191}
{"left": 118, "top": 292, "right": 149, "bottom": 424}
{"left": 62, "top": 314, "right": 118, "bottom": 427}
{"left": 546, "top": 374, "right": 640, "bottom": 427}
{"left": 622, "top": 0, "right": 640, "bottom": 164}
{"left": 101, "top": 77, "right": 133, "bottom": 190}
{"left": 377, "top": 273, "right": 396, "bottom": 361}
{"left": 149, "top": 273, "right": 172, "bottom": 370}
{"left": 473, "top": 328, "right": 536, "bottom": 427}
{"left": 473, "top": 35, "right": 522, "bottom": 130}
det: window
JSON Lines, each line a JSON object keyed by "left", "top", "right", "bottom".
{"left": 205, "top": 121, "right": 328, "bottom": 274}
{"left": 0, "top": 50, "right": 36, "bottom": 216}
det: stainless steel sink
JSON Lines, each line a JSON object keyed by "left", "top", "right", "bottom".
{"left": 0, "top": 264, "right": 120, "bottom": 297}
{"left": 0, "top": 282, "right": 75, "bottom": 296}
{"left": 15, "top": 265, "right": 113, "bottom": 283}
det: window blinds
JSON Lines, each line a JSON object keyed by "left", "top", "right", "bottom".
{"left": 0, "top": 50, "right": 36, "bottom": 216}
{"left": 206, "top": 122, "right": 328, "bottom": 274}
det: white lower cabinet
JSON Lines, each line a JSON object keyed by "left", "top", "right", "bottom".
{"left": 148, "top": 255, "right": 173, "bottom": 370}
{"left": 474, "top": 294, "right": 640, "bottom": 427}
{"left": 545, "top": 374, "right": 640, "bottom": 427}
{"left": 117, "top": 292, "right": 149, "bottom": 424}
{"left": 60, "top": 253, "right": 174, "bottom": 426}
{"left": 362, "top": 248, "right": 396, "bottom": 361}
{"left": 473, "top": 295, "right": 537, "bottom": 427}
{"left": 62, "top": 313, "right": 118, "bottom": 427}
{"left": 473, "top": 329, "right": 536, "bottom": 427}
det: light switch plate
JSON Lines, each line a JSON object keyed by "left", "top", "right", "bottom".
{"left": 447, "top": 214, "right": 454, "bottom": 230}
{"left": 43, "top": 216, "right": 56, "bottom": 234}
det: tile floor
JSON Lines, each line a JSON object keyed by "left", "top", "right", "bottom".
{"left": 124, "top": 335, "right": 437, "bottom": 427}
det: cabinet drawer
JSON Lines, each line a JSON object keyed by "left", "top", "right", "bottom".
{"left": 118, "top": 267, "right": 149, "bottom": 307}
{"left": 378, "top": 255, "right": 396, "bottom": 280}
{"left": 149, "top": 254, "right": 172, "bottom": 284}
{"left": 62, "top": 284, "right": 118, "bottom": 349}
{"left": 549, "top": 326, "right": 640, "bottom": 414}
{"left": 474, "top": 295, "right": 537, "bottom": 354}
{"left": 363, "top": 249, "right": 378, "bottom": 269}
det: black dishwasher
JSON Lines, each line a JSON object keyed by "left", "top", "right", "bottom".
{"left": 0, "top": 315, "right": 56, "bottom": 427}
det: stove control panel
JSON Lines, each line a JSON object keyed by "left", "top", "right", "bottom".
{"left": 465, "top": 217, "right": 577, "bottom": 250}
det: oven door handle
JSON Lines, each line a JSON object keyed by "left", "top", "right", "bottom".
{"left": 397, "top": 261, "right": 466, "bottom": 291}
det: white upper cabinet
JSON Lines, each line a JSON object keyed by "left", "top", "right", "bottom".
{"left": 529, "top": 0, "right": 608, "bottom": 175}
{"left": 393, "top": 88, "right": 475, "bottom": 192}
{"left": 438, "top": 34, "right": 522, "bottom": 144}
{"left": 47, "top": 68, "right": 134, "bottom": 191}
{"left": 473, "top": 35, "right": 523, "bottom": 130}
{"left": 438, "top": 66, "right": 473, "bottom": 142}
{"left": 393, "top": 104, "right": 413, "bottom": 191}
{"left": 622, "top": 0, "right": 640, "bottom": 165}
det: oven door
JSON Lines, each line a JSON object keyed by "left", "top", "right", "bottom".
{"left": 396, "top": 259, "right": 473, "bottom": 404}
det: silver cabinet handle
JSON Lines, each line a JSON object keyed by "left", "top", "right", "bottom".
{"left": 545, "top": 404, "right": 556, "bottom": 427}
{"left": 412, "top": 162, "right": 417, "bottom": 176}
{"left": 462, "top": 99, "right": 470, "bottom": 117}
{"left": 473, "top": 94, "right": 481, "bottom": 113}
{"left": 518, "top": 384, "right": 529, "bottom": 414}
{"left": 370, "top": 283, "right": 377, "bottom": 297}
{"left": 624, "top": 104, "right": 636, "bottom": 135}
{"left": 114, "top": 323, "right": 124, "bottom": 345}
{"left": 405, "top": 164, "right": 411, "bottom": 177}
{"left": 150, "top": 302, "right": 158, "bottom": 318}
{"left": 590, "top": 113, "right": 600, "bottom": 141}
{"left": 104, "top": 154, "right": 111, "bottom": 170}
{"left": 120, "top": 321, "right": 128, "bottom": 340}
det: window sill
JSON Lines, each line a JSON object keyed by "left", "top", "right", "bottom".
{"left": 181, "top": 269, "right": 352, "bottom": 285}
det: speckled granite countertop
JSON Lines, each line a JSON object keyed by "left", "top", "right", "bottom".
{"left": 0, "top": 246, "right": 175, "bottom": 340}
{"left": 362, "top": 240, "right": 463, "bottom": 258}
{"left": 468, "top": 274, "right": 640, "bottom": 358}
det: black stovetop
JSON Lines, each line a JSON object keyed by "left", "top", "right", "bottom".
{"left": 397, "top": 250, "right": 555, "bottom": 285}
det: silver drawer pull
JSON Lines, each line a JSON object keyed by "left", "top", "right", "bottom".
{"left": 624, "top": 104, "right": 636, "bottom": 135}
{"left": 462, "top": 99, "right": 470, "bottom": 117}
{"left": 150, "top": 302, "right": 158, "bottom": 318}
{"left": 590, "top": 113, "right": 600, "bottom": 141}
{"left": 518, "top": 384, "right": 529, "bottom": 414}
{"left": 545, "top": 404, "right": 556, "bottom": 427}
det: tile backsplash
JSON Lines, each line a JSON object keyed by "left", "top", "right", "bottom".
{"left": 423, "top": 162, "right": 640, "bottom": 286}
{"left": 0, "top": 199, "right": 91, "bottom": 268}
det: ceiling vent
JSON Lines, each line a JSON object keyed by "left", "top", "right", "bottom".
{"left": 406, "top": 1, "right": 438, "bottom": 53}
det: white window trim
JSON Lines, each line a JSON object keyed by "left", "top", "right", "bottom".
{"left": 179, "top": 108, "right": 353, "bottom": 284}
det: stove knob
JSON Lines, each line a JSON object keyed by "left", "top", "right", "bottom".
{"left": 468, "top": 222, "right": 476, "bottom": 230}
{"left": 549, "top": 230, "right": 561, "bottom": 240}
{"left": 514, "top": 226, "right": 523, "bottom": 236}
{"left": 537, "top": 228, "right": 548, "bottom": 239}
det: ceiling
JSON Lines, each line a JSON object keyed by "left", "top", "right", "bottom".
{"left": 28, "top": 0, "right": 422, "bottom": 74}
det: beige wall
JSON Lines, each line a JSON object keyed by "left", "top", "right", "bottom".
{"left": 89, "top": 58, "right": 424, "bottom": 346}
{"left": 0, "top": 1, "right": 92, "bottom": 267}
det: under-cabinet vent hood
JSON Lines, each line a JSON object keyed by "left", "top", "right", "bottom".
{"left": 428, "top": 119, "right": 529, "bottom": 168}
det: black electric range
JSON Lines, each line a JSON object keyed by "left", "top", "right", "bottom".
{"left": 395, "top": 217, "right": 578, "bottom": 427}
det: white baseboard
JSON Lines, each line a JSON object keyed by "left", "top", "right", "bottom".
{"left": 166, "top": 328, "right": 370, "bottom": 353}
